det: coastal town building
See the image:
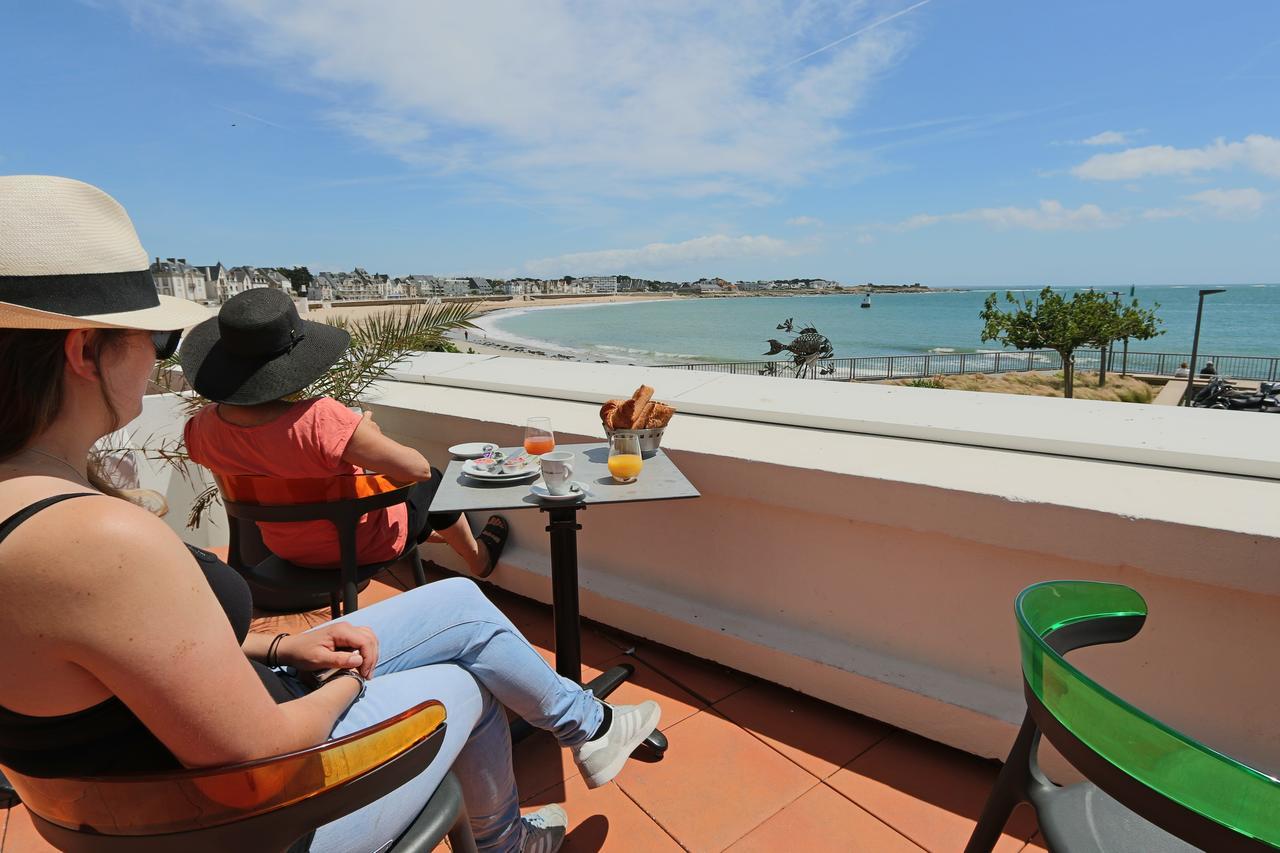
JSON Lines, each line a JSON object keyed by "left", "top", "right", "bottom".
{"left": 149, "top": 257, "right": 209, "bottom": 303}
{"left": 148, "top": 260, "right": 840, "bottom": 305}
{"left": 197, "top": 262, "right": 229, "bottom": 301}
{"left": 579, "top": 275, "right": 620, "bottom": 295}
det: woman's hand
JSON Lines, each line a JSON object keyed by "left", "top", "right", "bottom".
{"left": 277, "top": 623, "right": 379, "bottom": 678}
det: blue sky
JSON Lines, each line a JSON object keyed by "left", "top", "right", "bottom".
{"left": 4, "top": 1, "right": 1279, "bottom": 286}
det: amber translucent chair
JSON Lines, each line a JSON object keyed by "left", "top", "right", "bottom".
{"left": 217, "top": 473, "right": 428, "bottom": 619}
{"left": 0, "top": 700, "right": 477, "bottom": 852}
{"left": 966, "top": 581, "right": 1280, "bottom": 852}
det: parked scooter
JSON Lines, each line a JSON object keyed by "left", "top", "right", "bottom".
{"left": 1191, "top": 375, "right": 1280, "bottom": 412}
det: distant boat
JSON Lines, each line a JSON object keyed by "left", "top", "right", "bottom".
{"left": 860, "top": 294, "right": 872, "bottom": 309}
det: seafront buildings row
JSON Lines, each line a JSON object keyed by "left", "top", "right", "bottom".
{"left": 149, "top": 258, "right": 842, "bottom": 305}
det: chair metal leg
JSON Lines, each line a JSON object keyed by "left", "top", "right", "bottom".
{"left": 410, "top": 548, "right": 427, "bottom": 587}
{"left": 448, "top": 803, "right": 478, "bottom": 853}
{"left": 328, "top": 591, "right": 341, "bottom": 621}
{"left": 965, "top": 713, "right": 1039, "bottom": 853}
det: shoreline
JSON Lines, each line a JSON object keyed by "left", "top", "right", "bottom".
{"left": 311, "top": 290, "right": 991, "bottom": 366}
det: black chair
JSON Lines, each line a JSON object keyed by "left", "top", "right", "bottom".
{"left": 2, "top": 700, "right": 476, "bottom": 853}
{"left": 966, "top": 580, "right": 1280, "bottom": 852}
{"left": 218, "top": 473, "right": 428, "bottom": 619}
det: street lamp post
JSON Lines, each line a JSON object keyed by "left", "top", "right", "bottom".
{"left": 1181, "top": 288, "right": 1227, "bottom": 406}
{"left": 1104, "top": 290, "right": 1121, "bottom": 384}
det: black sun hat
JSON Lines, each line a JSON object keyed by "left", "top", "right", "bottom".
{"left": 180, "top": 287, "right": 350, "bottom": 405}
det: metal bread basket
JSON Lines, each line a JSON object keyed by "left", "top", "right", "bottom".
{"left": 603, "top": 425, "right": 665, "bottom": 457}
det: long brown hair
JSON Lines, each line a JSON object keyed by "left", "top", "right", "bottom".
{"left": 0, "top": 328, "right": 130, "bottom": 497}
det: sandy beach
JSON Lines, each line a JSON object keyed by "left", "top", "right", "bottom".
{"left": 308, "top": 293, "right": 681, "bottom": 363}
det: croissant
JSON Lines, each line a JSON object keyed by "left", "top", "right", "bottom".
{"left": 600, "top": 400, "right": 620, "bottom": 428}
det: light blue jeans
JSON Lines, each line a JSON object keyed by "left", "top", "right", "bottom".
{"left": 301, "top": 577, "right": 604, "bottom": 853}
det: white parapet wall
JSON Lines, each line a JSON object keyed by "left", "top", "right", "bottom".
{"left": 362, "top": 353, "right": 1280, "bottom": 771}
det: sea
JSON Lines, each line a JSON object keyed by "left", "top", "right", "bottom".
{"left": 476, "top": 284, "right": 1280, "bottom": 365}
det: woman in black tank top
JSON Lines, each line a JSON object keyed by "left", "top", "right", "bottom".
{"left": 0, "top": 177, "right": 648, "bottom": 853}
{"left": 0, "top": 179, "right": 378, "bottom": 782}
{"left": 0, "top": 495, "right": 293, "bottom": 775}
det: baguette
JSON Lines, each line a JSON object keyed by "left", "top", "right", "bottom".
{"left": 648, "top": 402, "right": 676, "bottom": 428}
{"left": 634, "top": 401, "right": 656, "bottom": 429}
{"left": 614, "top": 398, "right": 638, "bottom": 429}
{"left": 631, "top": 384, "right": 655, "bottom": 411}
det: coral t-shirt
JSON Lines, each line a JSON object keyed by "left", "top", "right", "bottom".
{"left": 184, "top": 398, "right": 408, "bottom": 568}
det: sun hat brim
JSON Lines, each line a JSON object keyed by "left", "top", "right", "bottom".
{"left": 0, "top": 293, "right": 213, "bottom": 330}
{"left": 178, "top": 315, "right": 351, "bottom": 405}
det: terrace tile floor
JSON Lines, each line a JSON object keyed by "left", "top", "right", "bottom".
{"left": 1, "top": 557, "right": 1042, "bottom": 852}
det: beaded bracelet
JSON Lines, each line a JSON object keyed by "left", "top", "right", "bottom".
{"left": 323, "top": 668, "right": 367, "bottom": 700}
{"left": 267, "top": 633, "right": 289, "bottom": 668}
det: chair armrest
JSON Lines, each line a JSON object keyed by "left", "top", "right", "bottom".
{"left": 1016, "top": 582, "right": 1280, "bottom": 847}
{"left": 4, "top": 700, "right": 446, "bottom": 837}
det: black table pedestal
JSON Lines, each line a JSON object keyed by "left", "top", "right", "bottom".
{"left": 508, "top": 504, "right": 667, "bottom": 756}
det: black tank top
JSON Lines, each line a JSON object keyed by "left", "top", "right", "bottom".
{"left": 0, "top": 493, "right": 293, "bottom": 777}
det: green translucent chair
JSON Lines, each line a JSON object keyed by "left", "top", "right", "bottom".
{"left": 966, "top": 581, "right": 1280, "bottom": 852}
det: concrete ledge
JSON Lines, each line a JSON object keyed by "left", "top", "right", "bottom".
{"left": 390, "top": 353, "right": 1280, "bottom": 481}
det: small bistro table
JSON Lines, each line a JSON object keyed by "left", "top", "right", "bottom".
{"left": 429, "top": 442, "right": 700, "bottom": 754}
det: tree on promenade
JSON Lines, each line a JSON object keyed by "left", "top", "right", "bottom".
{"left": 980, "top": 287, "right": 1121, "bottom": 398}
{"left": 278, "top": 266, "right": 314, "bottom": 296}
{"left": 1112, "top": 299, "right": 1163, "bottom": 378}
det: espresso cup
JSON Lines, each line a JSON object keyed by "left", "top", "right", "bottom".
{"left": 539, "top": 451, "right": 576, "bottom": 496}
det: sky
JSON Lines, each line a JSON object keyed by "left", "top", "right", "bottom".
{"left": 3, "top": 1, "right": 1279, "bottom": 286}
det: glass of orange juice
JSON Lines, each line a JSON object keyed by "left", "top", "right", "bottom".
{"left": 524, "top": 417, "right": 556, "bottom": 455}
{"left": 607, "top": 434, "right": 643, "bottom": 483}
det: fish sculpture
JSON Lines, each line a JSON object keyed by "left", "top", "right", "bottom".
{"left": 764, "top": 319, "right": 834, "bottom": 378}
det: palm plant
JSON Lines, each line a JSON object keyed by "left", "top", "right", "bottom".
{"left": 124, "top": 300, "right": 476, "bottom": 527}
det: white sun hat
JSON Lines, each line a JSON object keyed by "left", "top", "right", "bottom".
{"left": 0, "top": 175, "right": 212, "bottom": 330}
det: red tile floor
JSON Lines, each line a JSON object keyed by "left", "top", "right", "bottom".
{"left": 1, "top": 560, "right": 1044, "bottom": 852}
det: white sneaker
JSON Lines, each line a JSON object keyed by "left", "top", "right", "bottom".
{"left": 571, "top": 701, "right": 661, "bottom": 789}
{"left": 521, "top": 803, "right": 568, "bottom": 853}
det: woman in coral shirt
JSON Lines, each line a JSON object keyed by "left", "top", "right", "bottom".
{"left": 182, "top": 287, "right": 508, "bottom": 577}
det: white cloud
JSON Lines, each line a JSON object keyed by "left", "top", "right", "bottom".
{"left": 1140, "top": 207, "right": 1189, "bottom": 220}
{"left": 1079, "top": 130, "right": 1139, "bottom": 146}
{"left": 1072, "top": 134, "right": 1280, "bottom": 180}
{"left": 856, "top": 232, "right": 876, "bottom": 244}
{"left": 786, "top": 216, "right": 823, "bottom": 227}
{"left": 1139, "top": 188, "right": 1268, "bottom": 221}
{"left": 1185, "top": 187, "right": 1267, "bottom": 217}
{"left": 525, "top": 233, "right": 805, "bottom": 275}
{"left": 898, "top": 199, "right": 1119, "bottom": 231}
{"left": 115, "top": 1, "right": 921, "bottom": 198}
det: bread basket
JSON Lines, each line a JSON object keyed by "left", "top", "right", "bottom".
{"left": 603, "top": 425, "right": 665, "bottom": 457}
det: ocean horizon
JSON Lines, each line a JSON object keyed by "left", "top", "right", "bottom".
{"left": 476, "top": 284, "right": 1280, "bottom": 365}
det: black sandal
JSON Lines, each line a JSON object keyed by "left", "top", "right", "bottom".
{"left": 475, "top": 515, "right": 509, "bottom": 578}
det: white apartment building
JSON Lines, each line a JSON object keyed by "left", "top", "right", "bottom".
{"left": 223, "top": 266, "right": 275, "bottom": 302}
{"left": 579, "top": 276, "right": 620, "bottom": 295}
{"left": 150, "top": 258, "right": 209, "bottom": 303}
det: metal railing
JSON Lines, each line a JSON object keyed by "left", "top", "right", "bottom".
{"left": 654, "top": 350, "right": 1280, "bottom": 382}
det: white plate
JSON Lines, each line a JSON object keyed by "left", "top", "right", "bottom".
{"left": 530, "top": 481, "right": 588, "bottom": 501}
{"left": 462, "top": 459, "right": 539, "bottom": 480}
{"left": 449, "top": 442, "right": 499, "bottom": 459}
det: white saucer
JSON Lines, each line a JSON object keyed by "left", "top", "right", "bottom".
{"left": 449, "top": 442, "right": 499, "bottom": 459}
{"left": 530, "top": 481, "right": 588, "bottom": 501}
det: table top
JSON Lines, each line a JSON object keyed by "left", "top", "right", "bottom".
{"left": 428, "top": 443, "right": 700, "bottom": 514}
